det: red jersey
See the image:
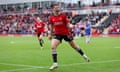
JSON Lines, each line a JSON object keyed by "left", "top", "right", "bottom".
{"left": 49, "top": 14, "right": 71, "bottom": 35}
{"left": 34, "top": 22, "right": 45, "bottom": 34}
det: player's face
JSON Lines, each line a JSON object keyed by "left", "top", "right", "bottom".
{"left": 37, "top": 17, "right": 42, "bottom": 22}
{"left": 53, "top": 5, "right": 60, "bottom": 13}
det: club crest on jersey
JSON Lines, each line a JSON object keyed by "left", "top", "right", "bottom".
{"left": 52, "top": 19, "right": 55, "bottom": 22}
{"left": 59, "top": 17, "right": 62, "bottom": 20}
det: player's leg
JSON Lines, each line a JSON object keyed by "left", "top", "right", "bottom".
{"left": 69, "top": 40, "right": 90, "bottom": 62}
{"left": 64, "top": 35, "right": 90, "bottom": 62}
{"left": 86, "top": 35, "right": 89, "bottom": 43}
{"left": 37, "top": 33, "right": 42, "bottom": 47}
{"left": 85, "top": 34, "right": 91, "bottom": 44}
{"left": 49, "top": 36, "right": 61, "bottom": 70}
{"left": 38, "top": 33, "right": 44, "bottom": 48}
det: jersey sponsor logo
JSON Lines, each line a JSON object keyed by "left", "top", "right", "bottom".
{"left": 37, "top": 26, "right": 42, "bottom": 28}
{"left": 54, "top": 22, "right": 63, "bottom": 25}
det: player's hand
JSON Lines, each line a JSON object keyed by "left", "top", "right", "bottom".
{"left": 33, "top": 28, "right": 37, "bottom": 32}
{"left": 69, "top": 24, "right": 74, "bottom": 28}
{"left": 48, "top": 34, "right": 52, "bottom": 40}
{"left": 33, "top": 27, "right": 36, "bottom": 30}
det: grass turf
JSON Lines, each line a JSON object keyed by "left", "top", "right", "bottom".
{"left": 0, "top": 36, "right": 120, "bottom": 72}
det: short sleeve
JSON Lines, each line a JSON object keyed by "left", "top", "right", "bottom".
{"left": 63, "top": 14, "right": 70, "bottom": 24}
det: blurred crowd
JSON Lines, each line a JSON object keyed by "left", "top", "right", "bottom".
{"left": 0, "top": 13, "right": 50, "bottom": 34}
{"left": 0, "top": 1, "right": 120, "bottom": 15}
{"left": 108, "top": 15, "right": 120, "bottom": 33}
{"left": 72, "top": 12, "right": 109, "bottom": 35}
{"left": 0, "top": 12, "right": 119, "bottom": 35}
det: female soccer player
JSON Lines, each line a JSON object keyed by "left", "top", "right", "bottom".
{"left": 85, "top": 19, "right": 91, "bottom": 44}
{"left": 34, "top": 17, "right": 45, "bottom": 49}
{"left": 48, "top": 4, "right": 90, "bottom": 70}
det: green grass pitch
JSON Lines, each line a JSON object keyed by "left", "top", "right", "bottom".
{"left": 0, "top": 36, "right": 120, "bottom": 72}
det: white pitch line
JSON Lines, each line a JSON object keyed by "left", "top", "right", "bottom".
{"left": 60, "top": 60, "right": 120, "bottom": 67}
{"left": 0, "top": 63, "right": 48, "bottom": 68}
{"left": 0, "top": 60, "right": 120, "bottom": 72}
{"left": 0, "top": 67, "right": 39, "bottom": 72}
{"left": 114, "top": 47, "right": 120, "bottom": 48}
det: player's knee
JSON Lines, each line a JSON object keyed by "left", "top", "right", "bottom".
{"left": 52, "top": 47, "right": 56, "bottom": 50}
{"left": 69, "top": 42, "right": 78, "bottom": 49}
{"left": 39, "top": 38, "right": 42, "bottom": 40}
{"left": 70, "top": 43, "right": 76, "bottom": 48}
{"left": 72, "top": 45, "right": 78, "bottom": 49}
{"left": 51, "top": 46, "right": 57, "bottom": 50}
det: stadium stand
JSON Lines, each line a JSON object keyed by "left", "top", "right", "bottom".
{"left": 0, "top": 0, "right": 120, "bottom": 35}
{"left": 108, "top": 14, "right": 120, "bottom": 34}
